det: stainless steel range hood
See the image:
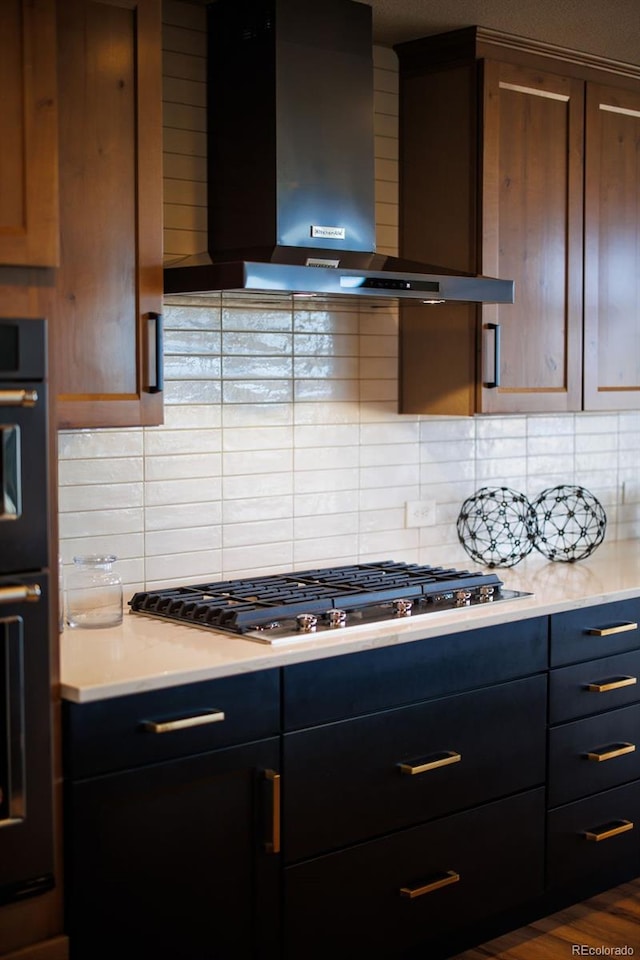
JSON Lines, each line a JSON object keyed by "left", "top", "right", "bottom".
{"left": 163, "top": 0, "right": 514, "bottom": 305}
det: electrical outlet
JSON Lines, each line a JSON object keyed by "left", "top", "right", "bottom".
{"left": 405, "top": 500, "right": 437, "bottom": 528}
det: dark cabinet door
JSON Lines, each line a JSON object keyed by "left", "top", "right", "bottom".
{"left": 65, "top": 738, "right": 281, "bottom": 960}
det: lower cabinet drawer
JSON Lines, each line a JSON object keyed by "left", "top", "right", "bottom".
{"left": 284, "top": 788, "right": 545, "bottom": 960}
{"left": 549, "top": 703, "right": 640, "bottom": 806}
{"left": 284, "top": 675, "right": 546, "bottom": 860}
{"left": 547, "top": 780, "right": 640, "bottom": 889}
{"left": 549, "top": 649, "right": 640, "bottom": 724}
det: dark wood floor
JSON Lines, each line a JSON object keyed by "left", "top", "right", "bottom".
{"left": 452, "top": 879, "right": 640, "bottom": 958}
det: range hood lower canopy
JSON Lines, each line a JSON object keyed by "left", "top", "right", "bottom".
{"left": 163, "top": 257, "right": 515, "bottom": 304}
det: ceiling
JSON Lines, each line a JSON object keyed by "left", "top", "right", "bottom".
{"left": 365, "top": 0, "right": 640, "bottom": 64}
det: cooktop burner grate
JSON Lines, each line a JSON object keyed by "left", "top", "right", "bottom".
{"left": 129, "top": 560, "right": 531, "bottom": 644}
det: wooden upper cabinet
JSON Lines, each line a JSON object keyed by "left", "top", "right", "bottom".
{"left": 53, "top": 0, "right": 163, "bottom": 429}
{"left": 396, "top": 28, "right": 640, "bottom": 415}
{"left": 479, "top": 62, "right": 584, "bottom": 414}
{"left": 584, "top": 84, "right": 640, "bottom": 410}
{"left": 0, "top": 0, "right": 59, "bottom": 267}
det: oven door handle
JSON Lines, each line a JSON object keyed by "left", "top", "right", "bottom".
{"left": 0, "top": 616, "right": 26, "bottom": 826}
{"left": 0, "top": 389, "right": 38, "bottom": 408}
{"left": 0, "top": 585, "right": 42, "bottom": 605}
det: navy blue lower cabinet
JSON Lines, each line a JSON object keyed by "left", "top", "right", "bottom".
{"left": 63, "top": 672, "right": 281, "bottom": 960}
{"left": 284, "top": 788, "right": 545, "bottom": 960}
{"left": 547, "top": 604, "right": 640, "bottom": 899}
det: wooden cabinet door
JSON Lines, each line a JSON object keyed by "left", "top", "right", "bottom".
{"left": 584, "top": 83, "right": 640, "bottom": 410}
{"left": 65, "top": 739, "right": 281, "bottom": 960}
{"left": 53, "top": 0, "right": 163, "bottom": 429}
{"left": 480, "top": 61, "right": 584, "bottom": 413}
{"left": 0, "top": 0, "right": 59, "bottom": 267}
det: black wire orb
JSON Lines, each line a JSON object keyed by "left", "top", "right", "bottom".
{"left": 456, "top": 486, "right": 537, "bottom": 568}
{"left": 531, "top": 484, "right": 607, "bottom": 562}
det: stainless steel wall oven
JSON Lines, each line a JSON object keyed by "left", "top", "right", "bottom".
{"left": 0, "top": 317, "right": 54, "bottom": 904}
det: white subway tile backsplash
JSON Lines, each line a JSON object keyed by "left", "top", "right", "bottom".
{"left": 223, "top": 518, "right": 294, "bottom": 548}
{"left": 58, "top": 458, "right": 143, "bottom": 485}
{"left": 146, "top": 526, "right": 221, "bottom": 556}
{"left": 144, "top": 453, "right": 221, "bottom": 481}
{"left": 222, "top": 496, "right": 293, "bottom": 524}
{"left": 59, "top": 508, "right": 144, "bottom": 540}
{"left": 223, "top": 542, "right": 294, "bottom": 578}
{"left": 294, "top": 490, "right": 359, "bottom": 517}
{"left": 222, "top": 356, "right": 293, "bottom": 378}
{"left": 59, "top": 483, "right": 144, "bottom": 513}
{"left": 293, "top": 468, "right": 359, "bottom": 495}
{"left": 163, "top": 380, "right": 222, "bottom": 404}
{"left": 294, "top": 445, "right": 359, "bottom": 471}
{"left": 222, "top": 426, "right": 293, "bottom": 452}
{"left": 144, "top": 429, "right": 221, "bottom": 457}
{"left": 294, "top": 333, "right": 359, "bottom": 356}
{"left": 294, "top": 378, "right": 358, "bottom": 402}
{"left": 58, "top": 429, "right": 143, "bottom": 460}
{"left": 222, "top": 472, "right": 293, "bottom": 501}
{"left": 145, "top": 477, "right": 222, "bottom": 507}
{"left": 222, "top": 380, "right": 293, "bottom": 404}
{"left": 145, "top": 550, "right": 222, "bottom": 585}
{"left": 358, "top": 485, "right": 420, "bottom": 511}
{"left": 293, "top": 512, "right": 358, "bottom": 540}
{"left": 145, "top": 501, "right": 222, "bottom": 531}
{"left": 293, "top": 535, "right": 359, "bottom": 566}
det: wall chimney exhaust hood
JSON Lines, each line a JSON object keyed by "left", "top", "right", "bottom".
{"left": 163, "top": 0, "right": 514, "bottom": 305}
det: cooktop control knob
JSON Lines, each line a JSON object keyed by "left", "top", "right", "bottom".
{"left": 393, "top": 598, "right": 413, "bottom": 617}
{"left": 455, "top": 589, "right": 472, "bottom": 606}
{"left": 326, "top": 609, "right": 347, "bottom": 628}
{"left": 296, "top": 613, "right": 318, "bottom": 633}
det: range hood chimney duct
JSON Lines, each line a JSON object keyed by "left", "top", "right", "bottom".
{"left": 163, "top": 0, "right": 514, "bottom": 305}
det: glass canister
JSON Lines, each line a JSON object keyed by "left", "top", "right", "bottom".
{"left": 65, "top": 555, "right": 123, "bottom": 628}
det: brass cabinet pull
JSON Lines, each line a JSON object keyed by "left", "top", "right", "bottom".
{"left": 141, "top": 709, "right": 225, "bottom": 734}
{"left": 585, "top": 742, "right": 636, "bottom": 763}
{"left": 265, "top": 769, "right": 281, "bottom": 854}
{"left": 400, "top": 870, "right": 460, "bottom": 899}
{"left": 0, "top": 584, "right": 41, "bottom": 605}
{"left": 586, "top": 621, "right": 638, "bottom": 637}
{"left": 584, "top": 819, "right": 634, "bottom": 842}
{"left": 398, "top": 751, "right": 462, "bottom": 776}
{"left": 0, "top": 389, "right": 38, "bottom": 408}
{"left": 586, "top": 675, "right": 637, "bottom": 693}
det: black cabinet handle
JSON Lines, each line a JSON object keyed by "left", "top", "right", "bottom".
{"left": 147, "top": 312, "right": 164, "bottom": 394}
{"left": 485, "top": 322, "right": 501, "bottom": 388}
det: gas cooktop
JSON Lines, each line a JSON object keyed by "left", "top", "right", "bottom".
{"left": 129, "top": 560, "right": 532, "bottom": 645}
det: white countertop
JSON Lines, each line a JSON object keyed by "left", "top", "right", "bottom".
{"left": 60, "top": 540, "right": 640, "bottom": 703}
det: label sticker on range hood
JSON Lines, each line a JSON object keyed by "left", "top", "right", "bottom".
{"left": 310, "top": 225, "right": 347, "bottom": 240}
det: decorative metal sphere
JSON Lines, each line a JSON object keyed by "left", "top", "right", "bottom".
{"left": 456, "top": 486, "right": 537, "bottom": 568}
{"left": 531, "top": 484, "right": 606, "bottom": 562}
